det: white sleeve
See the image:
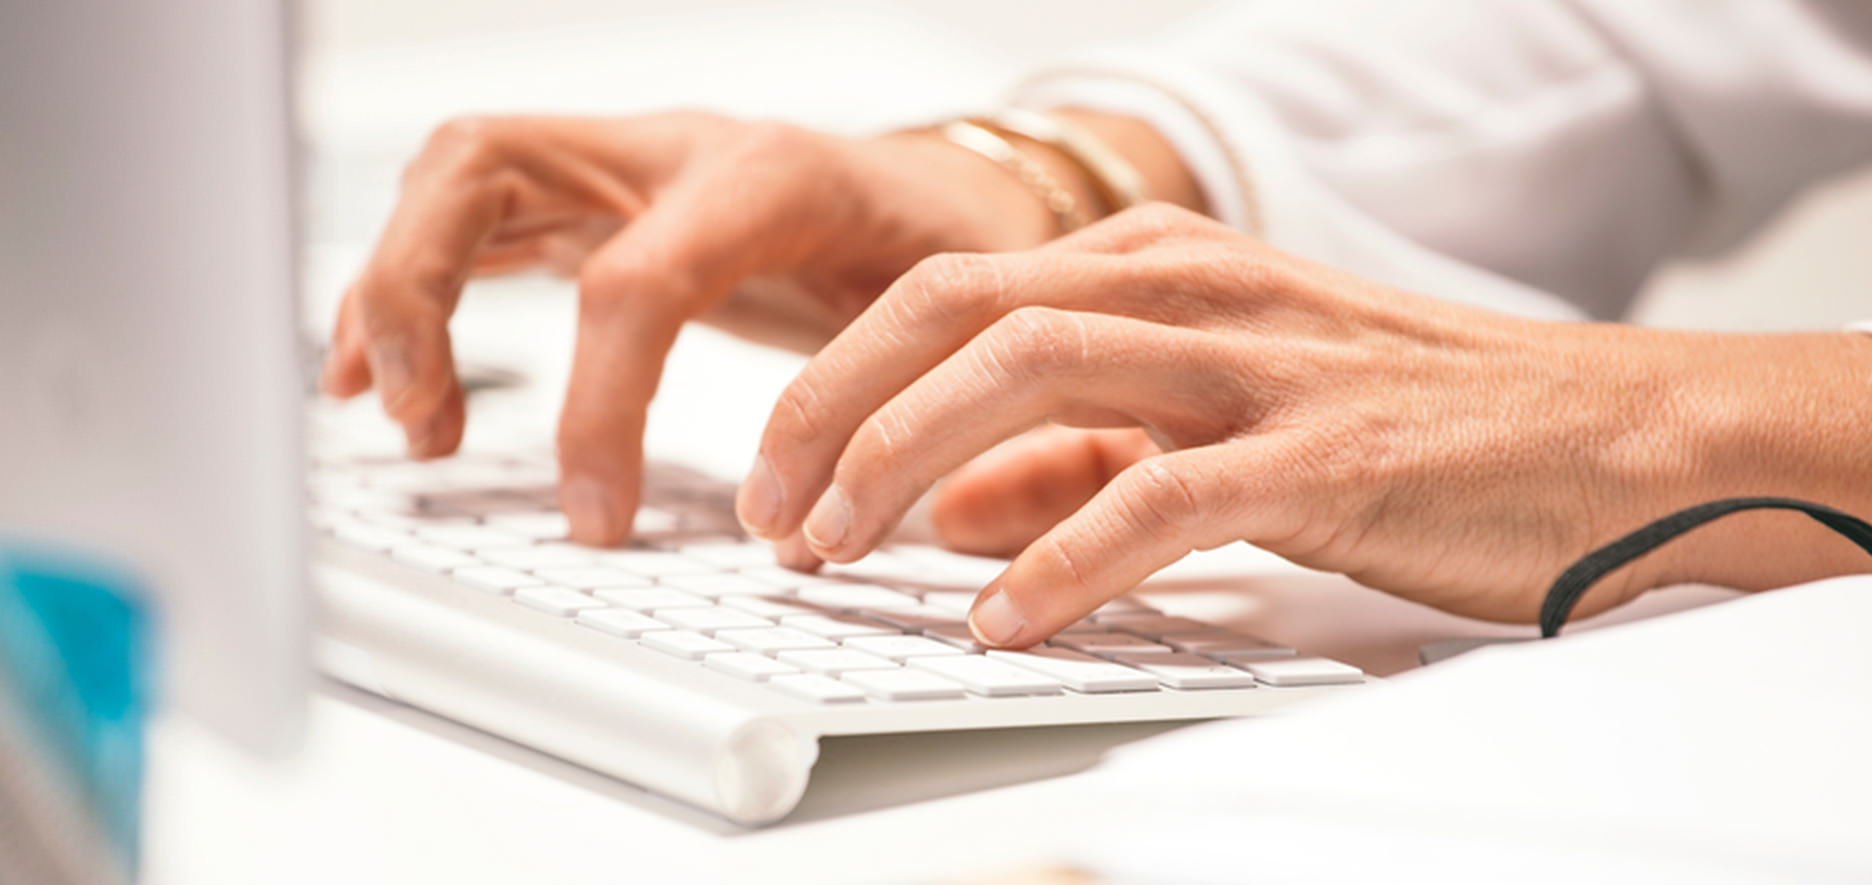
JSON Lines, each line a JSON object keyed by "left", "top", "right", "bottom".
{"left": 1011, "top": 0, "right": 1872, "bottom": 320}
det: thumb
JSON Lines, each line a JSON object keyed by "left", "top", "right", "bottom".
{"left": 932, "top": 426, "right": 1159, "bottom": 556}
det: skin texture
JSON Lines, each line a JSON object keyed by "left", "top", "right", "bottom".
{"left": 740, "top": 204, "right": 1872, "bottom": 648}
{"left": 320, "top": 112, "right": 1100, "bottom": 552}
{"left": 322, "top": 108, "right": 1197, "bottom": 561}
{"left": 326, "top": 111, "right": 1872, "bottom": 647}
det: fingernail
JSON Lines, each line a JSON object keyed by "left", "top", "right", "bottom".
{"left": 802, "top": 485, "right": 852, "bottom": 555}
{"left": 969, "top": 589, "right": 1027, "bottom": 647}
{"left": 563, "top": 476, "right": 617, "bottom": 545}
{"left": 737, "top": 455, "right": 783, "bottom": 536}
{"left": 369, "top": 340, "right": 414, "bottom": 407}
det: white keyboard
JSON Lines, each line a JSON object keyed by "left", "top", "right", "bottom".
{"left": 308, "top": 441, "right": 1366, "bottom": 823}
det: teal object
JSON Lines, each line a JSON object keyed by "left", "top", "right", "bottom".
{"left": 0, "top": 541, "right": 154, "bottom": 875}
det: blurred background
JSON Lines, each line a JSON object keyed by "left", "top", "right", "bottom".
{"left": 296, "top": 0, "right": 1870, "bottom": 334}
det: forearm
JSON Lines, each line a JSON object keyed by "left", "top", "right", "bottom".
{"left": 1645, "top": 330, "right": 1872, "bottom": 590}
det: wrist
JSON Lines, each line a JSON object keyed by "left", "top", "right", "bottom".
{"left": 870, "top": 108, "right": 1209, "bottom": 251}
{"left": 1637, "top": 331, "right": 1872, "bottom": 591}
{"left": 1045, "top": 108, "right": 1207, "bottom": 217}
{"left": 869, "top": 129, "right": 1085, "bottom": 250}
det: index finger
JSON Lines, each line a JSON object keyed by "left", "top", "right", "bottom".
{"left": 322, "top": 119, "right": 520, "bottom": 457}
{"left": 555, "top": 132, "right": 833, "bottom": 545}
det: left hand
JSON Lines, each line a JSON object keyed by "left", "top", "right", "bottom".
{"left": 737, "top": 204, "right": 1872, "bottom": 647}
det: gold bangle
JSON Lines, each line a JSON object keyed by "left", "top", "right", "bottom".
{"left": 972, "top": 107, "right": 1150, "bottom": 215}
{"left": 938, "top": 120, "right": 1090, "bottom": 234}
{"left": 1016, "top": 67, "right": 1267, "bottom": 238}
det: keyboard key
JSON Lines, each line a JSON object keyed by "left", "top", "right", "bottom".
{"left": 739, "top": 566, "right": 844, "bottom": 590}
{"left": 1239, "top": 657, "right": 1364, "bottom": 686}
{"left": 840, "top": 668, "right": 965, "bottom": 701}
{"left": 715, "top": 627, "right": 837, "bottom": 653}
{"left": 414, "top": 525, "right": 530, "bottom": 551}
{"left": 843, "top": 635, "right": 965, "bottom": 662}
{"left": 862, "top": 606, "right": 966, "bottom": 631}
{"left": 986, "top": 648, "right": 1159, "bottom": 693}
{"left": 1091, "top": 596, "right": 1156, "bottom": 616}
{"left": 908, "top": 655, "right": 1063, "bottom": 697}
{"left": 770, "top": 674, "right": 866, "bottom": 704}
{"left": 654, "top": 606, "right": 773, "bottom": 634}
{"left": 592, "top": 550, "right": 713, "bottom": 577}
{"left": 479, "top": 544, "right": 599, "bottom": 570}
{"left": 481, "top": 511, "right": 571, "bottom": 540}
{"left": 775, "top": 648, "right": 899, "bottom": 676}
{"left": 1052, "top": 632, "right": 1177, "bottom": 657}
{"left": 390, "top": 544, "right": 480, "bottom": 573}
{"left": 574, "top": 608, "right": 667, "bottom": 639}
{"left": 350, "top": 510, "right": 477, "bottom": 532}
{"left": 818, "top": 551, "right": 920, "bottom": 583}
{"left": 532, "top": 567, "right": 654, "bottom": 590}
{"left": 641, "top": 630, "right": 736, "bottom": 660}
{"left": 1095, "top": 614, "right": 1226, "bottom": 639}
{"left": 592, "top": 587, "right": 711, "bottom": 612}
{"left": 1164, "top": 633, "right": 1297, "bottom": 660}
{"left": 780, "top": 613, "right": 895, "bottom": 640}
{"left": 922, "top": 626, "right": 987, "bottom": 652}
{"left": 1117, "top": 653, "right": 1258, "bottom": 690}
{"left": 722, "top": 595, "right": 820, "bottom": 619}
{"left": 885, "top": 545, "right": 1010, "bottom": 585}
{"left": 798, "top": 584, "right": 923, "bottom": 612}
{"left": 677, "top": 542, "right": 776, "bottom": 569}
{"left": 703, "top": 652, "right": 799, "bottom": 682}
{"left": 513, "top": 586, "right": 607, "bottom": 617}
{"left": 332, "top": 522, "right": 412, "bottom": 552}
{"left": 658, "top": 573, "right": 777, "bottom": 597}
{"left": 452, "top": 566, "right": 546, "bottom": 594}
{"left": 919, "top": 591, "right": 979, "bottom": 614}
{"left": 632, "top": 507, "right": 682, "bottom": 535}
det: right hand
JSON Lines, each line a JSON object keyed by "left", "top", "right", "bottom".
{"left": 320, "top": 113, "right": 1061, "bottom": 547}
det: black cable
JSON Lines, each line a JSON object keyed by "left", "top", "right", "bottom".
{"left": 1539, "top": 496, "right": 1872, "bottom": 638}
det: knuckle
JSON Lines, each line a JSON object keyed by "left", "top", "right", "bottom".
{"left": 734, "top": 119, "right": 812, "bottom": 154}
{"left": 1032, "top": 531, "right": 1097, "bottom": 594}
{"left": 410, "top": 115, "right": 508, "bottom": 177}
{"left": 1095, "top": 202, "right": 1213, "bottom": 251}
{"left": 847, "top": 408, "right": 914, "bottom": 477}
{"left": 726, "top": 120, "right": 828, "bottom": 178}
{"left": 575, "top": 256, "right": 635, "bottom": 304}
{"left": 1119, "top": 456, "right": 1206, "bottom": 535}
{"left": 979, "top": 306, "right": 1086, "bottom": 378}
{"left": 769, "top": 377, "right": 833, "bottom": 447}
{"left": 892, "top": 252, "right": 1003, "bottom": 329}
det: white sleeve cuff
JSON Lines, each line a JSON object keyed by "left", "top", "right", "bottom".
{"left": 1008, "top": 51, "right": 1587, "bottom": 323}
{"left": 1850, "top": 321, "right": 1872, "bottom": 334}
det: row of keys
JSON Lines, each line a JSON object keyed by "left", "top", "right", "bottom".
{"left": 574, "top": 602, "right": 1359, "bottom": 700}
{"left": 313, "top": 455, "right": 1365, "bottom": 703}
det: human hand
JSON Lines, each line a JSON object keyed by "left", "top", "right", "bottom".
{"left": 739, "top": 204, "right": 1872, "bottom": 646}
{"left": 320, "top": 113, "right": 1068, "bottom": 546}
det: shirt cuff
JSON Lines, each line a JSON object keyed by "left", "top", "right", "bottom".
{"left": 1850, "top": 321, "right": 1872, "bottom": 334}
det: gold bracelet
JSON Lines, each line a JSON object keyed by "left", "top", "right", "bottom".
{"left": 939, "top": 120, "right": 1090, "bottom": 234}
{"left": 972, "top": 107, "right": 1150, "bottom": 215}
{"left": 1016, "top": 67, "right": 1267, "bottom": 238}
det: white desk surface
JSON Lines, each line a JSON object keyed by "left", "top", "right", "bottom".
{"left": 142, "top": 13, "right": 1740, "bottom": 882}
